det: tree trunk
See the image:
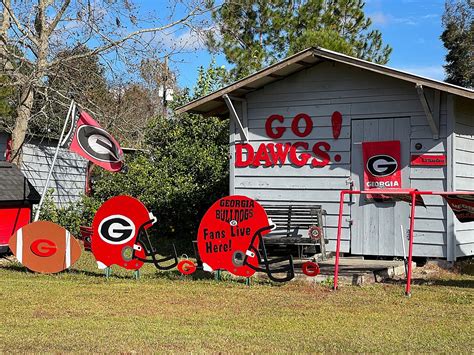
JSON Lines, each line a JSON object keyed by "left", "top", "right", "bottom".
{"left": 10, "top": 85, "right": 34, "bottom": 166}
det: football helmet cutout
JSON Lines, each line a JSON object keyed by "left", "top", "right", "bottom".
{"left": 91, "top": 195, "right": 178, "bottom": 270}
{"left": 197, "top": 195, "right": 294, "bottom": 282}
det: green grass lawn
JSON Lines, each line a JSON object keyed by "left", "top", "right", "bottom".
{"left": 1, "top": 253, "right": 473, "bottom": 353}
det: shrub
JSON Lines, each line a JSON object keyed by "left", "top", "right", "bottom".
{"left": 38, "top": 190, "right": 101, "bottom": 237}
{"left": 88, "top": 114, "right": 229, "bottom": 252}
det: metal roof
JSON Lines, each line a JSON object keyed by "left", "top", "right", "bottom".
{"left": 176, "top": 47, "right": 474, "bottom": 116}
{"left": 0, "top": 162, "right": 40, "bottom": 204}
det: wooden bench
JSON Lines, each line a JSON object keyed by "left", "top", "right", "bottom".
{"left": 261, "top": 204, "right": 327, "bottom": 259}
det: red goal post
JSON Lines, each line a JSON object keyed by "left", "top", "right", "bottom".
{"left": 333, "top": 189, "right": 474, "bottom": 297}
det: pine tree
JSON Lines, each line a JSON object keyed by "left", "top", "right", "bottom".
{"left": 441, "top": 0, "right": 473, "bottom": 88}
{"left": 208, "top": 0, "right": 392, "bottom": 79}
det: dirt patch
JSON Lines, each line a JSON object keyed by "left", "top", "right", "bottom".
{"left": 412, "top": 259, "right": 474, "bottom": 279}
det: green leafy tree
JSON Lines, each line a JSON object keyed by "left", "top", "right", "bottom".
{"left": 87, "top": 61, "right": 230, "bottom": 250}
{"left": 208, "top": 0, "right": 392, "bottom": 79}
{"left": 29, "top": 45, "right": 112, "bottom": 138}
{"left": 0, "top": 44, "right": 31, "bottom": 132}
{"left": 0, "top": 75, "right": 15, "bottom": 126}
{"left": 441, "top": 0, "right": 473, "bottom": 88}
{"left": 192, "top": 57, "right": 231, "bottom": 98}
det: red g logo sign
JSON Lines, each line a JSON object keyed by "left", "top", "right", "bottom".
{"left": 362, "top": 141, "right": 401, "bottom": 190}
{"left": 30, "top": 239, "right": 57, "bottom": 257}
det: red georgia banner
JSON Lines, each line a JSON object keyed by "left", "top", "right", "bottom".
{"left": 442, "top": 194, "right": 474, "bottom": 223}
{"left": 69, "top": 111, "right": 124, "bottom": 172}
{"left": 362, "top": 141, "right": 401, "bottom": 191}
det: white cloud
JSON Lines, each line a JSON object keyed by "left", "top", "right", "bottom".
{"left": 370, "top": 11, "right": 391, "bottom": 26}
{"left": 157, "top": 26, "right": 216, "bottom": 51}
{"left": 369, "top": 11, "right": 439, "bottom": 27}
{"left": 397, "top": 65, "right": 446, "bottom": 80}
{"left": 369, "top": 12, "right": 417, "bottom": 26}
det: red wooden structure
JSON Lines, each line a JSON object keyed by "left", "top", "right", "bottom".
{"left": 0, "top": 162, "right": 40, "bottom": 253}
{"left": 333, "top": 189, "right": 474, "bottom": 296}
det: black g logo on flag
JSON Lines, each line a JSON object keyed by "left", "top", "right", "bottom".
{"left": 76, "top": 125, "right": 122, "bottom": 163}
{"left": 68, "top": 110, "right": 124, "bottom": 172}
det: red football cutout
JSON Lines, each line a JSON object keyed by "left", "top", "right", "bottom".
{"left": 8, "top": 221, "right": 82, "bottom": 274}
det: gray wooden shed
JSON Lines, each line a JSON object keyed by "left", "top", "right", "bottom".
{"left": 0, "top": 132, "right": 88, "bottom": 206}
{"left": 177, "top": 47, "right": 474, "bottom": 261}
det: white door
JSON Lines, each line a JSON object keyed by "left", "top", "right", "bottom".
{"left": 350, "top": 118, "right": 411, "bottom": 256}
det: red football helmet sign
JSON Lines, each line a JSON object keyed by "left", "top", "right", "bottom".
{"left": 362, "top": 141, "right": 401, "bottom": 192}
{"left": 91, "top": 196, "right": 178, "bottom": 270}
{"left": 8, "top": 221, "right": 81, "bottom": 274}
{"left": 197, "top": 195, "right": 294, "bottom": 282}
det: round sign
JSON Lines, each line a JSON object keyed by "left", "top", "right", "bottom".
{"left": 302, "top": 261, "right": 320, "bottom": 277}
{"left": 197, "top": 196, "right": 271, "bottom": 278}
{"left": 91, "top": 195, "right": 155, "bottom": 270}
{"left": 308, "top": 226, "right": 322, "bottom": 241}
{"left": 177, "top": 259, "right": 197, "bottom": 275}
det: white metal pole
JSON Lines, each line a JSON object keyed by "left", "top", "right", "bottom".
{"left": 34, "top": 100, "right": 75, "bottom": 221}
{"left": 400, "top": 224, "right": 408, "bottom": 277}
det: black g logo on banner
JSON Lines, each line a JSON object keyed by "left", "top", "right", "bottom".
{"left": 366, "top": 155, "right": 398, "bottom": 177}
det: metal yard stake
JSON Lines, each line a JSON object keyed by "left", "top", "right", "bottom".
{"left": 400, "top": 225, "right": 408, "bottom": 277}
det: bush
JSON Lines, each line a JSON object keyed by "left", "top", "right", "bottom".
{"left": 88, "top": 113, "right": 229, "bottom": 252}
{"left": 38, "top": 190, "right": 101, "bottom": 237}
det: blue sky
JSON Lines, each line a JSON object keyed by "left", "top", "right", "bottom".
{"left": 138, "top": 0, "right": 448, "bottom": 89}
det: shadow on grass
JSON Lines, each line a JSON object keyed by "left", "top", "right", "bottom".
{"left": 0, "top": 262, "right": 132, "bottom": 279}
{"left": 147, "top": 269, "right": 283, "bottom": 286}
{"left": 65, "top": 268, "right": 131, "bottom": 279}
{"left": 141, "top": 269, "right": 212, "bottom": 281}
{"left": 1, "top": 256, "right": 287, "bottom": 286}
{"left": 0, "top": 263, "right": 30, "bottom": 273}
{"left": 384, "top": 277, "right": 474, "bottom": 289}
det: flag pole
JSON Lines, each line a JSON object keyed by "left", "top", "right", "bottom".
{"left": 34, "top": 99, "right": 76, "bottom": 222}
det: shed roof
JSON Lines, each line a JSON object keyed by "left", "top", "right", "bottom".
{"left": 0, "top": 162, "right": 41, "bottom": 204}
{"left": 176, "top": 47, "right": 474, "bottom": 116}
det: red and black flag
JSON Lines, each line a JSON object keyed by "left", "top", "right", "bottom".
{"left": 440, "top": 193, "right": 474, "bottom": 223}
{"left": 64, "top": 110, "right": 124, "bottom": 172}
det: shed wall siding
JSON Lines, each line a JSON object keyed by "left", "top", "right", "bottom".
{"left": 0, "top": 133, "right": 87, "bottom": 206}
{"left": 0, "top": 134, "right": 8, "bottom": 161}
{"left": 232, "top": 61, "right": 449, "bottom": 257}
{"left": 453, "top": 96, "right": 474, "bottom": 258}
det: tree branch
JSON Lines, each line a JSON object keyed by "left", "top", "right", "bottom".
{"left": 49, "top": 7, "right": 203, "bottom": 67}
{"left": 0, "top": 0, "right": 39, "bottom": 47}
{"left": 47, "top": 0, "right": 71, "bottom": 36}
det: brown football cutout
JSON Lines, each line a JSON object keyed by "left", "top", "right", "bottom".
{"left": 8, "top": 221, "right": 82, "bottom": 274}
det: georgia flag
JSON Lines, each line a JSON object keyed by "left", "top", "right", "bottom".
{"left": 66, "top": 111, "right": 124, "bottom": 172}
